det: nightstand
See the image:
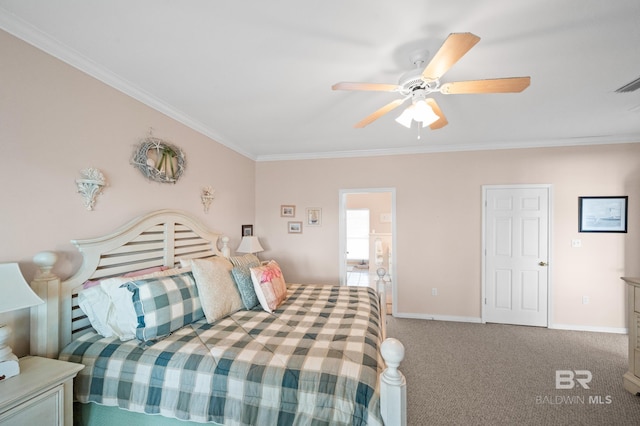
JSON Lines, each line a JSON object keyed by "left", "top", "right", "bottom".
{"left": 0, "top": 356, "right": 83, "bottom": 426}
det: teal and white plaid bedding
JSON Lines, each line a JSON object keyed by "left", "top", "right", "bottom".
{"left": 59, "top": 284, "right": 384, "bottom": 426}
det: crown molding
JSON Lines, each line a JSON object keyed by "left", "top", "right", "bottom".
{"left": 0, "top": 7, "right": 256, "bottom": 161}
{"left": 255, "top": 134, "right": 640, "bottom": 162}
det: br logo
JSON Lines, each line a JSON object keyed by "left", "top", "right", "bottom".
{"left": 555, "top": 370, "right": 592, "bottom": 389}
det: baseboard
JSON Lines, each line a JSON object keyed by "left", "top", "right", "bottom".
{"left": 549, "top": 323, "right": 628, "bottom": 334}
{"left": 393, "top": 312, "right": 482, "bottom": 324}
{"left": 391, "top": 314, "right": 628, "bottom": 334}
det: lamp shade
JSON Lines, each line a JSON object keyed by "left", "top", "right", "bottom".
{"left": 236, "top": 236, "right": 264, "bottom": 254}
{"left": 0, "top": 263, "right": 44, "bottom": 314}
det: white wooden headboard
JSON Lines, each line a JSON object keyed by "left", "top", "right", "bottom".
{"left": 30, "top": 210, "right": 229, "bottom": 356}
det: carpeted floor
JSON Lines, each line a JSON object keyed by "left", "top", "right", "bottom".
{"left": 385, "top": 317, "right": 640, "bottom": 425}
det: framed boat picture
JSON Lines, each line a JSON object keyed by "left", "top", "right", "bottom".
{"left": 578, "top": 196, "right": 628, "bottom": 233}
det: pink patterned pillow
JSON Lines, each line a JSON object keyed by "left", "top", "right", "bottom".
{"left": 123, "top": 266, "right": 168, "bottom": 277}
{"left": 249, "top": 260, "right": 287, "bottom": 313}
{"left": 82, "top": 266, "right": 168, "bottom": 289}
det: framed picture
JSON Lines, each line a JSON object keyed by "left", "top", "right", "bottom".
{"left": 288, "top": 221, "right": 303, "bottom": 234}
{"left": 306, "top": 207, "right": 322, "bottom": 226}
{"left": 281, "top": 205, "right": 295, "bottom": 217}
{"left": 578, "top": 196, "right": 628, "bottom": 233}
{"left": 241, "top": 224, "right": 253, "bottom": 236}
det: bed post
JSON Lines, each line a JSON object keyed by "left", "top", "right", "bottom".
{"left": 376, "top": 268, "right": 387, "bottom": 340}
{"left": 30, "top": 251, "right": 60, "bottom": 358}
{"left": 220, "top": 236, "right": 230, "bottom": 258}
{"left": 380, "top": 338, "right": 407, "bottom": 426}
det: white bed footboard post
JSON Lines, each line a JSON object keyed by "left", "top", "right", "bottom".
{"left": 376, "top": 268, "right": 387, "bottom": 341}
{"left": 380, "top": 338, "right": 407, "bottom": 426}
{"left": 30, "top": 251, "right": 60, "bottom": 358}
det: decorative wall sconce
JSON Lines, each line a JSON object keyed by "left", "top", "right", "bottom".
{"left": 201, "top": 186, "right": 215, "bottom": 213}
{"left": 76, "top": 168, "right": 106, "bottom": 211}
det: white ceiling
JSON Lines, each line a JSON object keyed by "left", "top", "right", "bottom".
{"left": 2, "top": 0, "right": 640, "bottom": 161}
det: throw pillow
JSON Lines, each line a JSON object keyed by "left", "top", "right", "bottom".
{"left": 229, "top": 253, "right": 260, "bottom": 267}
{"left": 250, "top": 260, "right": 287, "bottom": 313}
{"left": 231, "top": 265, "right": 260, "bottom": 309}
{"left": 125, "top": 271, "right": 203, "bottom": 342}
{"left": 100, "top": 266, "right": 191, "bottom": 340}
{"left": 190, "top": 257, "right": 244, "bottom": 323}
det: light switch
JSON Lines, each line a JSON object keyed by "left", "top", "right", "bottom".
{"left": 571, "top": 239, "right": 582, "bottom": 248}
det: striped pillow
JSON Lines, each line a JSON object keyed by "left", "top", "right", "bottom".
{"left": 124, "top": 271, "right": 203, "bottom": 342}
{"left": 229, "top": 253, "right": 260, "bottom": 267}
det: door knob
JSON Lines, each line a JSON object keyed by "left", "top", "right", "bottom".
{"left": 538, "top": 261, "right": 548, "bottom": 266}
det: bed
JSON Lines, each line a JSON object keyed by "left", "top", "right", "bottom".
{"left": 29, "top": 209, "right": 406, "bottom": 426}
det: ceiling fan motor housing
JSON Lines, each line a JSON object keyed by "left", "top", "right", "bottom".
{"left": 398, "top": 68, "right": 439, "bottom": 96}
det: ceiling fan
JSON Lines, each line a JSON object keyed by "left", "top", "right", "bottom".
{"left": 332, "top": 33, "right": 530, "bottom": 130}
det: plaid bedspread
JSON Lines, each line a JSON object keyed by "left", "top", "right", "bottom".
{"left": 59, "top": 284, "right": 384, "bottom": 426}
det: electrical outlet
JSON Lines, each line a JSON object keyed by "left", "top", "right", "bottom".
{"left": 572, "top": 239, "right": 582, "bottom": 248}
{"left": 582, "top": 296, "right": 589, "bottom": 304}
{"left": 432, "top": 288, "right": 438, "bottom": 296}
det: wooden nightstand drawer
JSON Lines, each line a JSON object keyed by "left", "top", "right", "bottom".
{"left": 0, "top": 384, "right": 62, "bottom": 425}
{"left": 0, "top": 357, "right": 83, "bottom": 426}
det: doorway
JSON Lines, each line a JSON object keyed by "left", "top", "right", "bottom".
{"left": 346, "top": 208, "right": 371, "bottom": 284}
{"left": 339, "top": 188, "right": 396, "bottom": 314}
{"left": 482, "top": 185, "right": 551, "bottom": 327}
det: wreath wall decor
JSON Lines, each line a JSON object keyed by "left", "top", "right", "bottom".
{"left": 132, "top": 136, "right": 186, "bottom": 183}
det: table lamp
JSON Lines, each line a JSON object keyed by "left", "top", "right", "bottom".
{"left": 236, "top": 236, "right": 264, "bottom": 257}
{"left": 0, "top": 263, "right": 44, "bottom": 380}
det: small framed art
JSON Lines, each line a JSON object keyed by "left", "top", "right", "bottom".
{"left": 281, "top": 205, "right": 296, "bottom": 217}
{"left": 306, "top": 208, "right": 322, "bottom": 226}
{"left": 578, "top": 196, "right": 628, "bottom": 233}
{"left": 288, "top": 221, "right": 302, "bottom": 234}
{"left": 241, "top": 224, "right": 253, "bottom": 236}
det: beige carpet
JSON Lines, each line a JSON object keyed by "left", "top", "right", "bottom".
{"left": 386, "top": 317, "right": 640, "bottom": 425}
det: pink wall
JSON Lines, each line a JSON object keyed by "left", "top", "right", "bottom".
{"left": 3, "top": 26, "right": 640, "bottom": 358}
{"left": 256, "top": 144, "right": 640, "bottom": 332}
{"left": 0, "top": 30, "right": 255, "bottom": 356}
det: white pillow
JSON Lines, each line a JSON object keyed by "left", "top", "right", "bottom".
{"left": 100, "top": 277, "right": 139, "bottom": 340}
{"left": 77, "top": 286, "right": 114, "bottom": 337}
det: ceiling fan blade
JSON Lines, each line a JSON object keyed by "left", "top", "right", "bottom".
{"left": 422, "top": 33, "right": 481, "bottom": 81}
{"left": 425, "top": 98, "right": 448, "bottom": 129}
{"left": 332, "top": 82, "right": 400, "bottom": 92}
{"left": 440, "top": 77, "right": 531, "bottom": 94}
{"left": 354, "top": 98, "right": 406, "bottom": 128}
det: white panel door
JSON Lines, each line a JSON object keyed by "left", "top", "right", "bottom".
{"left": 484, "top": 186, "right": 550, "bottom": 326}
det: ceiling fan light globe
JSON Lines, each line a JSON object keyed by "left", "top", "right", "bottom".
{"left": 413, "top": 101, "right": 440, "bottom": 126}
{"left": 395, "top": 106, "right": 414, "bottom": 128}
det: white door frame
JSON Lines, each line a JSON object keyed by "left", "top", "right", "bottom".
{"left": 339, "top": 188, "right": 397, "bottom": 313}
{"left": 481, "top": 184, "right": 553, "bottom": 326}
